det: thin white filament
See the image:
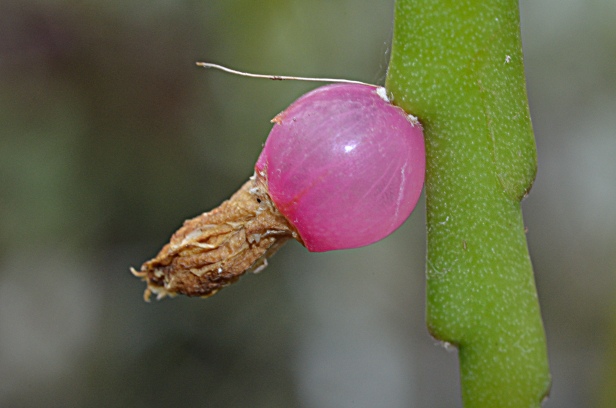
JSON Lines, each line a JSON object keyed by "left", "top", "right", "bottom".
{"left": 195, "top": 62, "right": 376, "bottom": 87}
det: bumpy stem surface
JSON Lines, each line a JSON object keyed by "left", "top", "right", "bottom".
{"left": 386, "top": 1, "right": 551, "bottom": 406}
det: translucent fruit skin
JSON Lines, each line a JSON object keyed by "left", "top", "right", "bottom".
{"left": 255, "top": 84, "right": 425, "bottom": 252}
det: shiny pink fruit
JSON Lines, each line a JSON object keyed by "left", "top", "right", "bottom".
{"left": 255, "top": 83, "right": 425, "bottom": 252}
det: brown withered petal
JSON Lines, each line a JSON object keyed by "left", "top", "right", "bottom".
{"left": 131, "top": 174, "right": 299, "bottom": 301}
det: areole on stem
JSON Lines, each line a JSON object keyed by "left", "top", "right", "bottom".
{"left": 132, "top": 63, "right": 425, "bottom": 300}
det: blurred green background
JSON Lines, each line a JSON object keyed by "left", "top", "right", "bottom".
{"left": 0, "top": 0, "right": 614, "bottom": 407}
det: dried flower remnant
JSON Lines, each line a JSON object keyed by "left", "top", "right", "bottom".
{"left": 131, "top": 175, "right": 298, "bottom": 301}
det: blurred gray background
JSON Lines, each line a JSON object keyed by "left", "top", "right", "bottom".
{"left": 0, "top": 0, "right": 614, "bottom": 407}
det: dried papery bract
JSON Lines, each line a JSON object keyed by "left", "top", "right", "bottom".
{"left": 131, "top": 175, "right": 298, "bottom": 300}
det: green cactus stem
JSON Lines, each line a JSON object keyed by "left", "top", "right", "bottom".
{"left": 386, "top": 1, "right": 551, "bottom": 406}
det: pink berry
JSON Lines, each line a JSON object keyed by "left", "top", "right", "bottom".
{"left": 255, "top": 83, "right": 425, "bottom": 252}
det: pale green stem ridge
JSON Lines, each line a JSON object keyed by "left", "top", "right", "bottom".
{"left": 386, "top": 1, "right": 551, "bottom": 406}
